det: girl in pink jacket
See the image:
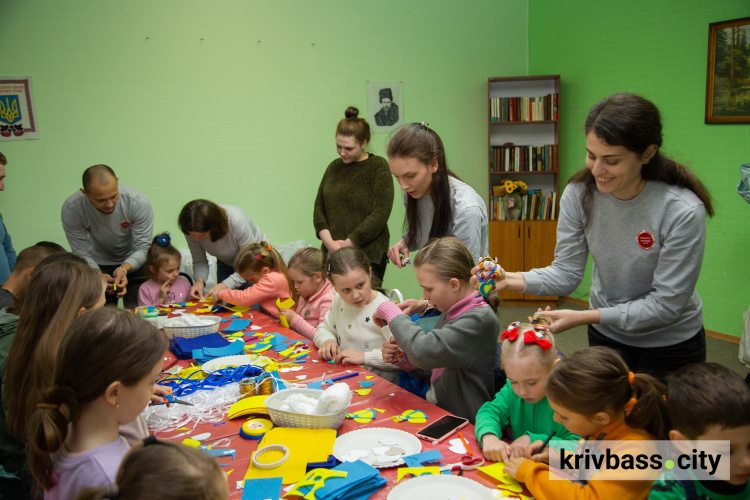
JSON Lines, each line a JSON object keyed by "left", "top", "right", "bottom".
{"left": 279, "top": 247, "right": 336, "bottom": 339}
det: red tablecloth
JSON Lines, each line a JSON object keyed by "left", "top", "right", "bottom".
{"left": 155, "top": 306, "right": 495, "bottom": 499}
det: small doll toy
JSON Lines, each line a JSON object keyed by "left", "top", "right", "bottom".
{"left": 477, "top": 257, "right": 505, "bottom": 298}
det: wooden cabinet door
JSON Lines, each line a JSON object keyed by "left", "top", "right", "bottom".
{"left": 523, "top": 220, "right": 558, "bottom": 300}
{"left": 488, "top": 220, "right": 524, "bottom": 301}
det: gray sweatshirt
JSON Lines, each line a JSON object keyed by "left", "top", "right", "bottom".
{"left": 388, "top": 305, "right": 499, "bottom": 423}
{"left": 522, "top": 181, "right": 706, "bottom": 348}
{"left": 184, "top": 205, "right": 267, "bottom": 289}
{"left": 405, "top": 176, "right": 489, "bottom": 264}
{"left": 61, "top": 184, "right": 154, "bottom": 271}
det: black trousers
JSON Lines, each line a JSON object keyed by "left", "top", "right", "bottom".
{"left": 587, "top": 325, "right": 706, "bottom": 382}
{"left": 99, "top": 264, "right": 144, "bottom": 309}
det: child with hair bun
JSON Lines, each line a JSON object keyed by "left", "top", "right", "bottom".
{"left": 75, "top": 438, "right": 228, "bottom": 500}
{"left": 475, "top": 320, "right": 577, "bottom": 463}
{"left": 504, "top": 346, "right": 670, "bottom": 500}
{"left": 27, "top": 308, "right": 167, "bottom": 499}
{"left": 376, "top": 237, "right": 499, "bottom": 423}
{"left": 217, "top": 241, "right": 296, "bottom": 321}
{"left": 137, "top": 233, "right": 191, "bottom": 306}
{"left": 279, "top": 247, "right": 335, "bottom": 340}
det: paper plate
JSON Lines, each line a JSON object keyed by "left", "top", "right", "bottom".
{"left": 201, "top": 354, "right": 270, "bottom": 373}
{"left": 332, "top": 427, "right": 421, "bottom": 468}
{"left": 387, "top": 474, "right": 496, "bottom": 499}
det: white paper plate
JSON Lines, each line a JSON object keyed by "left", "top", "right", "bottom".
{"left": 332, "top": 427, "right": 421, "bottom": 468}
{"left": 387, "top": 474, "right": 496, "bottom": 500}
{"left": 201, "top": 354, "right": 270, "bottom": 373}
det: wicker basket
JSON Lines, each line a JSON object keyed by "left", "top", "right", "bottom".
{"left": 264, "top": 388, "right": 350, "bottom": 429}
{"left": 162, "top": 315, "right": 221, "bottom": 339}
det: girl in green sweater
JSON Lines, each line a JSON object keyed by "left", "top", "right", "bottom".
{"left": 474, "top": 320, "right": 577, "bottom": 462}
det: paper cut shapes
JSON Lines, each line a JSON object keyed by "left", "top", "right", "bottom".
{"left": 401, "top": 450, "right": 444, "bottom": 467}
{"left": 477, "top": 462, "right": 524, "bottom": 493}
{"left": 345, "top": 408, "right": 385, "bottom": 423}
{"left": 365, "top": 376, "right": 374, "bottom": 380}
{"left": 392, "top": 409, "right": 428, "bottom": 424}
{"left": 220, "top": 319, "right": 252, "bottom": 333}
{"left": 276, "top": 298, "right": 296, "bottom": 328}
{"left": 448, "top": 438, "right": 468, "bottom": 455}
{"left": 397, "top": 466, "right": 441, "bottom": 482}
{"left": 358, "top": 381, "right": 374, "bottom": 388}
{"left": 355, "top": 388, "right": 371, "bottom": 396}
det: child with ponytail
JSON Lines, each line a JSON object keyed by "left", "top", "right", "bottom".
{"left": 503, "top": 346, "right": 670, "bottom": 500}
{"left": 474, "top": 320, "right": 577, "bottom": 462}
{"left": 75, "top": 438, "right": 228, "bottom": 500}
{"left": 376, "top": 237, "right": 500, "bottom": 423}
{"left": 279, "top": 247, "right": 335, "bottom": 339}
{"left": 137, "top": 233, "right": 191, "bottom": 306}
{"left": 216, "top": 241, "right": 296, "bottom": 321}
{"left": 27, "top": 308, "right": 167, "bottom": 499}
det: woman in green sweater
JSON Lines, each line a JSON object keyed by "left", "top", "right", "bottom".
{"left": 313, "top": 107, "right": 394, "bottom": 289}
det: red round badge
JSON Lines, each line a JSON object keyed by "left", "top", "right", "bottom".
{"left": 120, "top": 221, "right": 131, "bottom": 229}
{"left": 636, "top": 230, "right": 655, "bottom": 250}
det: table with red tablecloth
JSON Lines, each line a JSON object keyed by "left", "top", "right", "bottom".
{"left": 153, "top": 306, "right": 504, "bottom": 499}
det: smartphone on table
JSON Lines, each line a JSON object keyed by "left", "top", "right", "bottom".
{"left": 415, "top": 414, "right": 469, "bottom": 444}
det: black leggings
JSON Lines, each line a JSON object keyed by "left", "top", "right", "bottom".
{"left": 587, "top": 325, "right": 706, "bottom": 382}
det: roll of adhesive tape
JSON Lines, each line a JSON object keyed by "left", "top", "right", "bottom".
{"left": 252, "top": 444, "right": 289, "bottom": 469}
{"left": 240, "top": 418, "right": 274, "bottom": 440}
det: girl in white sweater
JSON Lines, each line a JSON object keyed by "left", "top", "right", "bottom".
{"left": 313, "top": 247, "right": 399, "bottom": 383}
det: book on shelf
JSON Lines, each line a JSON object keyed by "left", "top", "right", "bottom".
{"left": 490, "top": 93, "right": 559, "bottom": 122}
{"left": 490, "top": 190, "right": 558, "bottom": 221}
{"left": 489, "top": 144, "right": 558, "bottom": 172}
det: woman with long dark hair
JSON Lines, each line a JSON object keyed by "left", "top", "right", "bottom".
{"left": 487, "top": 93, "right": 713, "bottom": 379}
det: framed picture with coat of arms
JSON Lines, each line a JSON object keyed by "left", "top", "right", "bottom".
{"left": 0, "top": 76, "right": 40, "bottom": 140}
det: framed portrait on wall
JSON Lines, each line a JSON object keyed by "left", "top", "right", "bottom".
{"left": 705, "top": 17, "right": 750, "bottom": 123}
{"left": 367, "top": 81, "right": 403, "bottom": 133}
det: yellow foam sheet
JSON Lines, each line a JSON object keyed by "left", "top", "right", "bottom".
{"left": 227, "top": 395, "right": 270, "bottom": 419}
{"left": 244, "top": 427, "right": 337, "bottom": 484}
{"left": 276, "top": 297, "right": 296, "bottom": 328}
{"left": 477, "top": 462, "right": 523, "bottom": 492}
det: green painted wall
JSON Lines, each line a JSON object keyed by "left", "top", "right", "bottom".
{"left": 529, "top": 1, "right": 750, "bottom": 336}
{"left": 0, "top": 0, "right": 529, "bottom": 301}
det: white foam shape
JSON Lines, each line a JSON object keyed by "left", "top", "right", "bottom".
{"left": 376, "top": 454, "right": 400, "bottom": 463}
{"left": 312, "top": 360, "right": 319, "bottom": 363}
{"left": 289, "top": 365, "right": 303, "bottom": 372}
{"left": 250, "top": 325, "right": 262, "bottom": 330}
{"left": 342, "top": 454, "right": 359, "bottom": 462}
{"left": 297, "top": 375, "right": 307, "bottom": 380}
{"left": 389, "top": 393, "right": 395, "bottom": 396}
{"left": 448, "top": 438, "right": 468, "bottom": 454}
{"left": 236, "top": 481, "right": 244, "bottom": 490}
{"left": 280, "top": 367, "right": 292, "bottom": 373}
{"left": 371, "top": 446, "right": 389, "bottom": 455}
{"left": 348, "top": 449, "right": 369, "bottom": 458}
{"left": 191, "top": 432, "right": 211, "bottom": 441}
{"left": 378, "top": 437, "right": 398, "bottom": 446}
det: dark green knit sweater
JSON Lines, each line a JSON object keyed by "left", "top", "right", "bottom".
{"left": 313, "top": 154, "right": 394, "bottom": 263}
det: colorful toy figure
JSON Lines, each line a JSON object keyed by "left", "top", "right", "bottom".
{"left": 477, "top": 257, "right": 504, "bottom": 297}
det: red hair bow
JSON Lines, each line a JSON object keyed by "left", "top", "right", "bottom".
{"left": 501, "top": 327, "right": 519, "bottom": 342}
{"left": 523, "top": 330, "right": 552, "bottom": 350}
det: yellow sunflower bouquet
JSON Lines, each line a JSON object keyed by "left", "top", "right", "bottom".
{"left": 493, "top": 179, "right": 528, "bottom": 197}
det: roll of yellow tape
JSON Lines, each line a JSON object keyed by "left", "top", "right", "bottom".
{"left": 241, "top": 418, "right": 274, "bottom": 439}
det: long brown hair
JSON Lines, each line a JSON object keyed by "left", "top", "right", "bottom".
{"left": 387, "top": 123, "right": 459, "bottom": 248}
{"left": 570, "top": 93, "right": 714, "bottom": 226}
{"left": 414, "top": 237, "right": 499, "bottom": 311}
{"left": 177, "top": 199, "right": 229, "bottom": 242}
{"left": 546, "top": 346, "right": 670, "bottom": 439}
{"left": 27, "top": 308, "right": 166, "bottom": 490}
{"left": 234, "top": 241, "right": 298, "bottom": 303}
{"left": 4, "top": 253, "right": 105, "bottom": 442}
{"left": 75, "top": 439, "right": 228, "bottom": 500}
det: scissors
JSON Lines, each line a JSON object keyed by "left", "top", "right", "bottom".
{"left": 151, "top": 393, "right": 193, "bottom": 407}
{"left": 440, "top": 455, "right": 485, "bottom": 476}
